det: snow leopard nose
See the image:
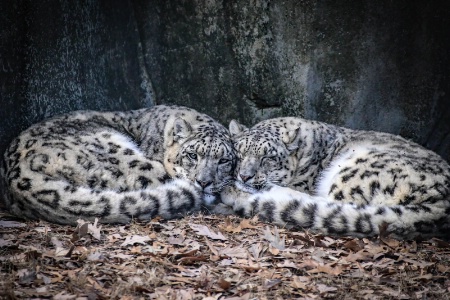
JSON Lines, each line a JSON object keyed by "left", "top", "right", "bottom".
{"left": 196, "top": 179, "right": 212, "bottom": 189}
{"left": 239, "top": 174, "right": 254, "bottom": 183}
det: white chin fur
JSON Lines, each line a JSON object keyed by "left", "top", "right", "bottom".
{"left": 203, "top": 193, "right": 217, "bottom": 205}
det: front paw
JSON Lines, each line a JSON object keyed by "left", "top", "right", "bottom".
{"left": 206, "top": 203, "right": 235, "bottom": 215}
{"left": 219, "top": 183, "right": 254, "bottom": 207}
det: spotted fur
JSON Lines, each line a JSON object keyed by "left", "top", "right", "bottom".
{"left": 1, "top": 105, "right": 236, "bottom": 225}
{"left": 220, "top": 117, "right": 450, "bottom": 239}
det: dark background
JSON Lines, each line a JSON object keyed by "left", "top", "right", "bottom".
{"left": 1, "top": 1, "right": 449, "bottom": 161}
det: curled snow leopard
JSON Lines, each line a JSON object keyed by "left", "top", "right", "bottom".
{"left": 220, "top": 117, "right": 450, "bottom": 240}
{"left": 1, "top": 105, "right": 236, "bottom": 225}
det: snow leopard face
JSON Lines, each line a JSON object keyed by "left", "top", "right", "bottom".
{"left": 165, "top": 118, "right": 236, "bottom": 195}
{"left": 228, "top": 119, "right": 297, "bottom": 189}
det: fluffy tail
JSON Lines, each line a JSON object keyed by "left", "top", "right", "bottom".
{"left": 223, "top": 185, "right": 450, "bottom": 240}
{"left": 5, "top": 176, "right": 203, "bottom": 225}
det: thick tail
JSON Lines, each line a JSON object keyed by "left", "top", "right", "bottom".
{"left": 224, "top": 185, "right": 450, "bottom": 240}
{"left": 6, "top": 177, "right": 203, "bottom": 225}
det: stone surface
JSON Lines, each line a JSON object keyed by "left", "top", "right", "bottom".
{"left": 1, "top": 0, "right": 449, "bottom": 162}
{"left": 0, "top": 0, "right": 152, "bottom": 158}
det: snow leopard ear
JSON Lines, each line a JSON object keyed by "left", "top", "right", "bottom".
{"left": 282, "top": 126, "right": 301, "bottom": 152}
{"left": 166, "top": 117, "right": 193, "bottom": 146}
{"left": 229, "top": 120, "right": 248, "bottom": 137}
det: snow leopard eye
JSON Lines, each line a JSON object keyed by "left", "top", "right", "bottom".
{"left": 187, "top": 152, "right": 197, "bottom": 160}
{"left": 219, "top": 158, "right": 230, "bottom": 164}
{"left": 262, "top": 156, "right": 277, "bottom": 166}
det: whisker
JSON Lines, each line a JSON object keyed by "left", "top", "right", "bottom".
{"left": 209, "top": 179, "right": 235, "bottom": 193}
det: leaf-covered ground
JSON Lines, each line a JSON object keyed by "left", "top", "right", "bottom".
{"left": 1, "top": 209, "right": 450, "bottom": 300}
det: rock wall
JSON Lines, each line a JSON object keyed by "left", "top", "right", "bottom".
{"left": 1, "top": 0, "right": 449, "bottom": 161}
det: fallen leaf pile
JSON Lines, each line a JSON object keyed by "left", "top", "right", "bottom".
{"left": 1, "top": 212, "right": 449, "bottom": 299}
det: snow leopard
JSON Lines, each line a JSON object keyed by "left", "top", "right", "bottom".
{"left": 1, "top": 105, "right": 236, "bottom": 225}
{"left": 220, "top": 117, "right": 450, "bottom": 240}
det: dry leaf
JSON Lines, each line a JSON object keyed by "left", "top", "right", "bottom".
{"left": 34, "top": 226, "right": 51, "bottom": 233}
{"left": 409, "top": 240, "right": 418, "bottom": 253}
{"left": 88, "top": 218, "right": 102, "bottom": 240}
{"left": 316, "top": 284, "right": 338, "bottom": 294}
{"left": 178, "top": 255, "right": 208, "bottom": 265}
{"left": 219, "top": 246, "right": 247, "bottom": 258}
{"left": 411, "top": 274, "right": 433, "bottom": 281}
{"left": 37, "top": 273, "right": 51, "bottom": 284}
{"left": 248, "top": 243, "right": 264, "bottom": 260}
{"left": 269, "top": 245, "right": 280, "bottom": 255}
{"left": 120, "top": 235, "right": 151, "bottom": 247}
{"left": 308, "top": 263, "right": 344, "bottom": 276}
{"left": 168, "top": 236, "right": 185, "bottom": 245}
{"left": 219, "top": 259, "right": 233, "bottom": 266}
{"left": 218, "top": 278, "right": 231, "bottom": 290}
{"left": 223, "top": 294, "right": 251, "bottom": 300}
{"left": 107, "top": 233, "right": 122, "bottom": 243}
{"left": 18, "top": 268, "right": 36, "bottom": 285}
{"left": 87, "top": 251, "right": 105, "bottom": 261}
{"left": 402, "top": 258, "right": 434, "bottom": 268}
{"left": 36, "top": 286, "right": 48, "bottom": 293}
{"left": 172, "top": 248, "right": 198, "bottom": 259}
{"left": 130, "top": 246, "right": 142, "bottom": 254}
{"left": 54, "top": 247, "right": 69, "bottom": 257}
{"left": 432, "top": 238, "right": 450, "bottom": 248}
{"left": 219, "top": 218, "right": 242, "bottom": 233}
{"left": 0, "top": 239, "right": 13, "bottom": 247}
{"left": 53, "top": 292, "right": 77, "bottom": 300}
{"left": 77, "top": 222, "right": 89, "bottom": 237}
{"left": 189, "top": 224, "right": 227, "bottom": 241}
{"left": 74, "top": 219, "right": 102, "bottom": 240}
{"left": 277, "top": 260, "right": 298, "bottom": 269}
{"left": 0, "top": 220, "right": 26, "bottom": 228}
{"left": 239, "top": 219, "right": 258, "bottom": 229}
{"left": 379, "top": 222, "right": 400, "bottom": 248}
{"left": 263, "top": 279, "right": 281, "bottom": 290}
{"left": 291, "top": 276, "right": 310, "bottom": 290}
{"left": 344, "top": 250, "right": 373, "bottom": 262}
{"left": 111, "top": 253, "right": 134, "bottom": 260}
{"left": 437, "top": 264, "right": 450, "bottom": 273}
{"left": 204, "top": 238, "right": 219, "bottom": 256}
{"left": 343, "top": 239, "right": 363, "bottom": 252}
{"left": 263, "top": 226, "right": 285, "bottom": 250}
{"left": 50, "top": 236, "right": 64, "bottom": 248}
{"left": 380, "top": 236, "right": 400, "bottom": 248}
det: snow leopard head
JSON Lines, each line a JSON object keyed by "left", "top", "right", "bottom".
{"left": 164, "top": 116, "right": 236, "bottom": 196}
{"left": 228, "top": 118, "right": 301, "bottom": 189}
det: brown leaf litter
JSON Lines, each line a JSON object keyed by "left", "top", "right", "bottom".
{"left": 1, "top": 212, "right": 450, "bottom": 299}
